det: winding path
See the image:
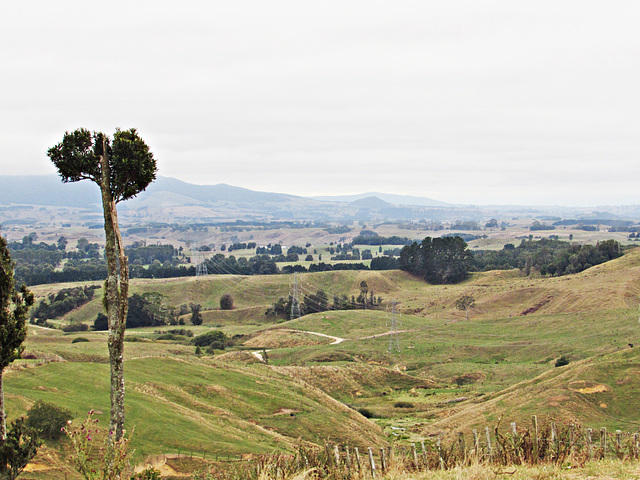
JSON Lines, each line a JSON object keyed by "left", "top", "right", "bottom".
{"left": 249, "top": 328, "right": 414, "bottom": 362}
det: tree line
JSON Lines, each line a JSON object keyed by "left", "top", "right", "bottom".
{"left": 7, "top": 235, "right": 628, "bottom": 287}
{"left": 472, "top": 238, "right": 623, "bottom": 276}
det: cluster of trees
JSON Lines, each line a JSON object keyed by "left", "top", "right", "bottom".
{"left": 530, "top": 221, "right": 556, "bottom": 231}
{"left": 256, "top": 244, "right": 283, "bottom": 255}
{"left": 93, "top": 294, "right": 204, "bottom": 330}
{"left": 30, "top": 285, "right": 99, "bottom": 323}
{"left": 330, "top": 249, "right": 361, "bottom": 261}
{"left": 227, "top": 242, "right": 257, "bottom": 252}
{"left": 9, "top": 238, "right": 193, "bottom": 286}
{"left": 370, "top": 256, "right": 399, "bottom": 270}
{"left": 265, "top": 281, "right": 383, "bottom": 320}
{"left": 451, "top": 221, "right": 480, "bottom": 230}
{"left": 285, "top": 245, "right": 306, "bottom": 255}
{"left": 473, "top": 238, "right": 623, "bottom": 276}
{"left": 352, "top": 234, "right": 412, "bottom": 246}
{"left": 286, "top": 262, "right": 369, "bottom": 274}
{"left": 125, "top": 243, "right": 179, "bottom": 264}
{"left": 193, "top": 330, "right": 232, "bottom": 353}
{"left": 399, "top": 236, "right": 473, "bottom": 284}
{"left": 205, "top": 254, "right": 279, "bottom": 275}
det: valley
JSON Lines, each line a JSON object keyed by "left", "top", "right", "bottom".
{"left": 8, "top": 247, "right": 640, "bottom": 477}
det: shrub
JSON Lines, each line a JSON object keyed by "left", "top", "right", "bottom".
{"left": 220, "top": 293, "right": 234, "bottom": 310}
{"left": 71, "top": 337, "right": 90, "bottom": 344}
{"left": 393, "top": 401, "right": 415, "bottom": 409}
{"left": 63, "top": 323, "right": 89, "bottom": 333}
{"left": 25, "top": 401, "right": 72, "bottom": 439}
{"left": 93, "top": 313, "right": 108, "bottom": 331}
{"left": 193, "top": 330, "right": 229, "bottom": 348}
{"left": 357, "top": 407, "right": 375, "bottom": 418}
{"left": 166, "top": 329, "right": 194, "bottom": 337}
{"left": 0, "top": 418, "right": 42, "bottom": 479}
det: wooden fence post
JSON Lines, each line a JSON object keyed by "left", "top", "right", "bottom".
{"left": 354, "top": 447, "right": 362, "bottom": 472}
{"left": 510, "top": 422, "right": 518, "bottom": 461}
{"left": 485, "top": 426, "right": 493, "bottom": 462}
{"left": 551, "top": 422, "right": 558, "bottom": 456}
{"left": 615, "top": 430, "right": 622, "bottom": 459}
{"left": 569, "top": 424, "right": 575, "bottom": 457}
{"left": 421, "top": 440, "right": 428, "bottom": 468}
{"left": 368, "top": 447, "right": 377, "bottom": 479}
{"left": 473, "top": 429, "right": 480, "bottom": 460}
{"left": 601, "top": 427, "right": 607, "bottom": 458}
{"left": 586, "top": 428, "right": 593, "bottom": 459}
{"left": 379, "top": 447, "right": 387, "bottom": 472}
{"left": 412, "top": 443, "right": 419, "bottom": 470}
{"left": 437, "top": 437, "right": 444, "bottom": 469}
{"left": 531, "top": 415, "right": 539, "bottom": 462}
{"left": 345, "top": 445, "right": 351, "bottom": 470}
{"left": 458, "top": 432, "right": 466, "bottom": 465}
{"left": 634, "top": 433, "right": 639, "bottom": 459}
{"left": 334, "top": 445, "right": 341, "bottom": 468}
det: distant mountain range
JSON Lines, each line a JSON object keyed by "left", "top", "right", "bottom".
{"left": 1, "top": 175, "right": 640, "bottom": 224}
{"left": 310, "top": 192, "right": 450, "bottom": 207}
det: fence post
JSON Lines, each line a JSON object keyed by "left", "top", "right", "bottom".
{"left": 412, "top": 443, "right": 419, "bottom": 470}
{"left": 334, "top": 445, "right": 341, "bottom": 468}
{"left": 379, "top": 447, "right": 387, "bottom": 472}
{"left": 601, "top": 427, "right": 607, "bottom": 458}
{"left": 615, "top": 430, "right": 622, "bottom": 458}
{"left": 368, "top": 447, "right": 377, "bottom": 479}
{"left": 471, "top": 428, "right": 480, "bottom": 460}
{"left": 354, "top": 447, "right": 362, "bottom": 472}
{"left": 586, "top": 428, "right": 593, "bottom": 459}
{"left": 437, "top": 437, "right": 444, "bottom": 469}
{"left": 551, "top": 422, "right": 558, "bottom": 457}
{"left": 634, "top": 433, "right": 639, "bottom": 459}
{"left": 421, "top": 440, "right": 428, "bottom": 469}
{"left": 510, "top": 422, "right": 518, "bottom": 461}
{"left": 345, "top": 445, "right": 352, "bottom": 470}
{"left": 387, "top": 446, "right": 393, "bottom": 470}
{"left": 569, "top": 424, "right": 575, "bottom": 457}
{"left": 458, "top": 432, "right": 467, "bottom": 465}
{"left": 531, "top": 415, "right": 539, "bottom": 462}
{"left": 485, "top": 426, "right": 493, "bottom": 462}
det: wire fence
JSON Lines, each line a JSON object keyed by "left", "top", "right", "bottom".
{"left": 152, "top": 417, "right": 640, "bottom": 479}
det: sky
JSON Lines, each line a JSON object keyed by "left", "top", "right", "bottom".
{"left": 2, "top": 1, "right": 639, "bottom": 206}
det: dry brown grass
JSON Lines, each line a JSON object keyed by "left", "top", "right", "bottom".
{"left": 243, "top": 330, "right": 332, "bottom": 349}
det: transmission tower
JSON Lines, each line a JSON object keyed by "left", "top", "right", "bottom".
{"left": 388, "top": 300, "right": 400, "bottom": 354}
{"left": 192, "top": 245, "right": 208, "bottom": 277}
{"left": 290, "top": 272, "right": 301, "bottom": 320}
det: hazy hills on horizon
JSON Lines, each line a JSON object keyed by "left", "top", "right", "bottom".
{"left": 0, "top": 174, "right": 639, "bottom": 223}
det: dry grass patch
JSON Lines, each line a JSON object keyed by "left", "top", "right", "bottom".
{"left": 243, "top": 330, "right": 332, "bottom": 349}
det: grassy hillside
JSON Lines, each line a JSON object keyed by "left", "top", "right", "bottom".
{"left": 10, "top": 248, "right": 640, "bottom": 476}
{"left": 419, "top": 346, "right": 640, "bottom": 439}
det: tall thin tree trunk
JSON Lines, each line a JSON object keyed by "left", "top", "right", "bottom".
{"left": 100, "top": 141, "right": 128, "bottom": 442}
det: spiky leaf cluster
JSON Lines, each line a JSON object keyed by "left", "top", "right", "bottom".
{"left": 47, "top": 128, "right": 157, "bottom": 203}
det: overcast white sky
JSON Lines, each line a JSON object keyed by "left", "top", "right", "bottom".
{"left": 1, "top": 1, "right": 639, "bottom": 206}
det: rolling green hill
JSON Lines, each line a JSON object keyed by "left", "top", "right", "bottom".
{"left": 9, "top": 248, "right": 640, "bottom": 476}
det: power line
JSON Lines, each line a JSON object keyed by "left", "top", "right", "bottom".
{"left": 290, "top": 272, "right": 301, "bottom": 321}
{"left": 388, "top": 300, "right": 400, "bottom": 354}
